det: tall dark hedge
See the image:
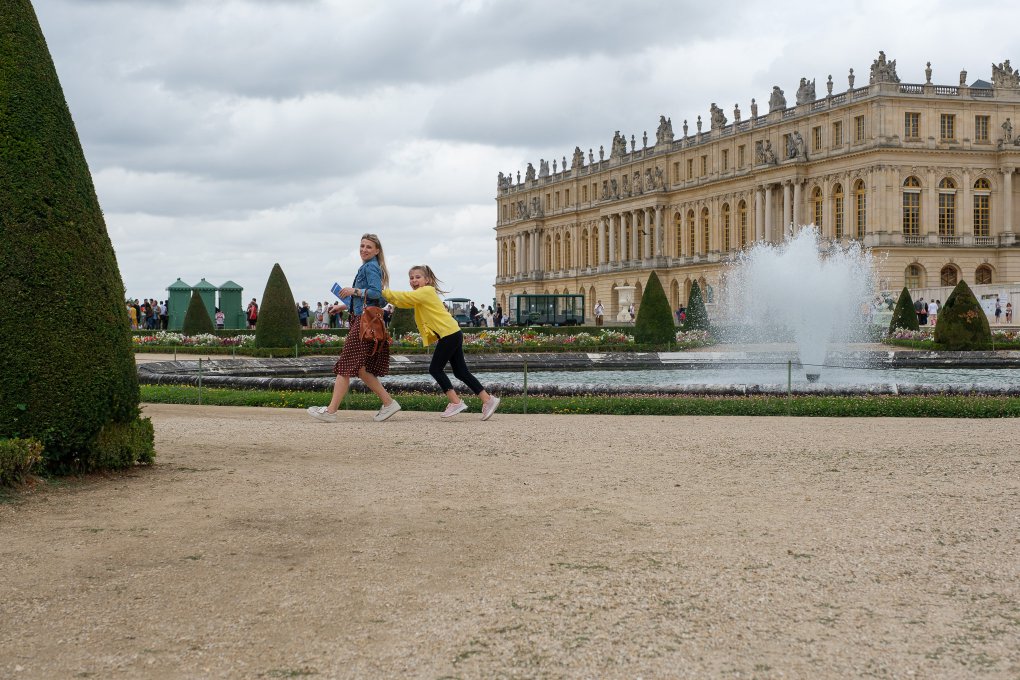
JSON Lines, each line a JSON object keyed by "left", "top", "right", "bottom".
{"left": 888, "top": 287, "right": 920, "bottom": 333}
{"left": 255, "top": 263, "right": 302, "bottom": 348}
{"left": 181, "top": 290, "right": 215, "bottom": 335}
{"left": 0, "top": 0, "right": 153, "bottom": 471}
{"left": 933, "top": 280, "right": 992, "bottom": 350}
{"left": 634, "top": 271, "right": 675, "bottom": 344}
{"left": 389, "top": 306, "right": 416, "bottom": 337}
{"left": 681, "top": 281, "right": 710, "bottom": 331}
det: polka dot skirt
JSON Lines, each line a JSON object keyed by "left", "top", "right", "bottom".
{"left": 333, "top": 314, "right": 390, "bottom": 377}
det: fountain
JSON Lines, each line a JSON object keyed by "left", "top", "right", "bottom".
{"left": 720, "top": 226, "right": 876, "bottom": 381}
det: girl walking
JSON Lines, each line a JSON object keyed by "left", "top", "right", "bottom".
{"left": 383, "top": 265, "right": 501, "bottom": 420}
{"left": 307, "top": 233, "right": 401, "bottom": 423}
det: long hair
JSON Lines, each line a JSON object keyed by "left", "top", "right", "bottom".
{"left": 361, "top": 233, "right": 389, "bottom": 288}
{"left": 409, "top": 265, "right": 448, "bottom": 295}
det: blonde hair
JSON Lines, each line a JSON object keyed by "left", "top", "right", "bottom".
{"left": 409, "top": 265, "right": 448, "bottom": 295}
{"left": 361, "top": 233, "right": 389, "bottom": 288}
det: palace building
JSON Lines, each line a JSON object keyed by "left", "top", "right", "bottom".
{"left": 493, "top": 52, "right": 1020, "bottom": 320}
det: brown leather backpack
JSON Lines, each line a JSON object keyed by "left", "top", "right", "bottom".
{"left": 360, "top": 305, "right": 390, "bottom": 355}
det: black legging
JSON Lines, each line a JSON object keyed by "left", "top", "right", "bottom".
{"left": 430, "top": 330, "right": 484, "bottom": 394}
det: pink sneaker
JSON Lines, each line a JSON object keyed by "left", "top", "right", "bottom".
{"left": 480, "top": 396, "right": 501, "bottom": 421}
{"left": 441, "top": 401, "right": 468, "bottom": 418}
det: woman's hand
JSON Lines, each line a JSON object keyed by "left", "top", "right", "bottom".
{"left": 338, "top": 287, "right": 358, "bottom": 298}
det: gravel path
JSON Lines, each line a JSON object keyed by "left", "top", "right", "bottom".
{"left": 1, "top": 404, "right": 1018, "bottom": 678}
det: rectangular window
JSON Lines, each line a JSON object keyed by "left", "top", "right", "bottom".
{"left": 502, "top": 204, "right": 508, "bottom": 221}
{"left": 582, "top": 185, "right": 588, "bottom": 202}
{"left": 833, "top": 121, "right": 843, "bottom": 147}
{"left": 855, "top": 189, "right": 866, "bottom": 239}
{"left": 722, "top": 149, "right": 729, "bottom": 171}
{"left": 673, "top": 162, "right": 680, "bottom": 184}
{"left": 812, "top": 126, "right": 822, "bottom": 151}
{"left": 940, "top": 113, "right": 956, "bottom": 140}
{"left": 702, "top": 215, "right": 710, "bottom": 253}
{"left": 834, "top": 195, "right": 844, "bottom": 238}
{"left": 555, "top": 192, "right": 560, "bottom": 209}
{"left": 904, "top": 112, "right": 920, "bottom": 139}
{"left": 975, "top": 115, "right": 990, "bottom": 142}
{"left": 687, "top": 158, "right": 694, "bottom": 180}
{"left": 854, "top": 115, "right": 865, "bottom": 143}
{"left": 738, "top": 145, "right": 746, "bottom": 168}
{"left": 545, "top": 194, "right": 550, "bottom": 210}
{"left": 688, "top": 222, "right": 695, "bottom": 255}
{"left": 903, "top": 192, "right": 920, "bottom": 235}
{"left": 700, "top": 155, "right": 708, "bottom": 176}
{"left": 974, "top": 194, "right": 990, "bottom": 236}
{"left": 939, "top": 193, "right": 956, "bottom": 235}
{"left": 565, "top": 189, "right": 570, "bottom": 205}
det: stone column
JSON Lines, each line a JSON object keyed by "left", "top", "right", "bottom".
{"left": 599, "top": 217, "right": 608, "bottom": 264}
{"left": 655, "top": 207, "right": 664, "bottom": 257}
{"left": 631, "top": 210, "right": 639, "bottom": 261}
{"left": 1003, "top": 168, "right": 1014, "bottom": 236}
{"left": 643, "top": 208, "right": 652, "bottom": 259}
{"left": 764, "top": 186, "right": 774, "bottom": 243}
{"left": 608, "top": 215, "right": 617, "bottom": 263}
{"left": 782, "top": 182, "right": 792, "bottom": 238}
{"left": 755, "top": 188, "right": 765, "bottom": 241}
{"left": 792, "top": 180, "right": 803, "bottom": 232}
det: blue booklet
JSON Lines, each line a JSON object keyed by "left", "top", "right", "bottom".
{"left": 331, "top": 282, "right": 352, "bottom": 307}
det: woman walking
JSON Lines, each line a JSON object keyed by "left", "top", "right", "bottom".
{"left": 307, "top": 234, "right": 401, "bottom": 423}
{"left": 384, "top": 265, "right": 501, "bottom": 420}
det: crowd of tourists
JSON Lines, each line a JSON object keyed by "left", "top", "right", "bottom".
{"left": 126, "top": 299, "right": 168, "bottom": 330}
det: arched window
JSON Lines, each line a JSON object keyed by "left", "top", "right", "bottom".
{"left": 674, "top": 212, "right": 682, "bottom": 257}
{"left": 722, "top": 203, "right": 731, "bottom": 251}
{"left": 500, "top": 242, "right": 508, "bottom": 276}
{"left": 564, "top": 232, "right": 572, "bottom": 269}
{"left": 701, "top": 207, "right": 710, "bottom": 254}
{"left": 938, "top": 177, "right": 957, "bottom": 237}
{"left": 833, "top": 183, "right": 844, "bottom": 239}
{"left": 940, "top": 265, "right": 958, "bottom": 287}
{"left": 687, "top": 210, "right": 696, "bottom": 256}
{"left": 738, "top": 200, "right": 748, "bottom": 248}
{"left": 902, "top": 176, "right": 921, "bottom": 237}
{"left": 974, "top": 178, "right": 991, "bottom": 238}
{"left": 854, "top": 180, "right": 866, "bottom": 239}
{"left": 554, "top": 234, "right": 562, "bottom": 270}
{"left": 812, "top": 187, "right": 823, "bottom": 232}
{"left": 976, "top": 265, "right": 993, "bottom": 285}
{"left": 905, "top": 264, "right": 924, "bottom": 288}
{"left": 509, "top": 242, "right": 517, "bottom": 275}
{"left": 581, "top": 230, "right": 590, "bottom": 268}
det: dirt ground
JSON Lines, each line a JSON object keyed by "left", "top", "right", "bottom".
{"left": 1, "top": 404, "right": 1018, "bottom": 679}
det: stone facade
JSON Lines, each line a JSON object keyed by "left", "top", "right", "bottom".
{"left": 493, "top": 53, "right": 1020, "bottom": 319}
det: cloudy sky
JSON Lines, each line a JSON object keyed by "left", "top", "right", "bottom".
{"left": 32, "top": 0, "right": 1018, "bottom": 307}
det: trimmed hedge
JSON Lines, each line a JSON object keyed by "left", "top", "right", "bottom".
{"left": 889, "top": 287, "right": 919, "bottom": 333}
{"left": 634, "top": 271, "right": 675, "bottom": 344}
{"left": 0, "top": 438, "right": 43, "bottom": 487}
{"left": 934, "top": 280, "right": 992, "bottom": 350}
{"left": 255, "top": 263, "right": 302, "bottom": 349}
{"left": 0, "top": 1, "right": 153, "bottom": 472}
{"left": 389, "top": 306, "right": 417, "bottom": 337}
{"left": 181, "top": 290, "right": 215, "bottom": 335}
{"left": 682, "top": 280, "right": 710, "bottom": 331}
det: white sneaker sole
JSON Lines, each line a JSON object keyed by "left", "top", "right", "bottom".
{"left": 441, "top": 403, "right": 469, "bottom": 418}
{"left": 374, "top": 402, "right": 401, "bottom": 422}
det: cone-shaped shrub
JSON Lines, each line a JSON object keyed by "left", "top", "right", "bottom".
{"left": 933, "top": 280, "right": 992, "bottom": 350}
{"left": 0, "top": 0, "right": 153, "bottom": 472}
{"left": 681, "top": 281, "right": 710, "bottom": 331}
{"left": 181, "top": 290, "right": 215, "bottom": 335}
{"left": 634, "top": 272, "right": 675, "bottom": 344}
{"left": 389, "top": 306, "right": 417, "bottom": 337}
{"left": 255, "top": 263, "right": 302, "bottom": 348}
{"left": 888, "top": 286, "right": 920, "bottom": 333}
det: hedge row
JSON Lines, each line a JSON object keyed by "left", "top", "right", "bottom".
{"left": 0, "top": 438, "right": 43, "bottom": 487}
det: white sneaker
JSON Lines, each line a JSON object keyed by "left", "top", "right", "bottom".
{"left": 480, "top": 396, "right": 501, "bottom": 421}
{"left": 374, "top": 400, "right": 401, "bottom": 422}
{"left": 441, "top": 401, "right": 469, "bottom": 418}
{"left": 307, "top": 406, "right": 337, "bottom": 422}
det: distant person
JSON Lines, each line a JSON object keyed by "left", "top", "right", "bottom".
{"left": 1007, "top": 302, "right": 1014, "bottom": 324}
{"left": 214, "top": 307, "right": 225, "bottom": 330}
{"left": 927, "top": 299, "right": 938, "bottom": 326}
{"left": 483, "top": 305, "right": 494, "bottom": 327}
{"left": 628, "top": 303, "right": 635, "bottom": 322}
{"left": 494, "top": 303, "right": 503, "bottom": 327}
{"left": 594, "top": 299, "right": 605, "bottom": 326}
{"left": 307, "top": 233, "right": 400, "bottom": 423}
{"left": 383, "top": 265, "right": 501, "bottom": 420}
{"left": 995, "top": 300, "right": 1002, "bottom": 324}
{"left": 246, "top": 298, "right": 259, "bottom": 329}
{"left": 127, "top": 302, "right": 138, "bottom": 329}
{"left": 916, "top": 297, "right": 927, "bottom": 326}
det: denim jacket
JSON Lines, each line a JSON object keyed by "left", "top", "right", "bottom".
{"left": 350, "top": 257, "right": 385, "bottom": 316}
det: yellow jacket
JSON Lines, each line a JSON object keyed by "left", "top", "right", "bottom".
{"left": 382, "top": 285, "right": 461, "bottom": 346}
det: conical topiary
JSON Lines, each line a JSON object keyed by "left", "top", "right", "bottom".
{"left": 181, "top": 290, "right": 215, "bottom": 335}
{"left": 888, "top": 286, "right": 920, "bottom": 333}
{"left": 389, "top": 306, "right": 417, "bottom": 338}
{"left": 681, "top": 280, "right": 710, "bottom": 331}
{"left": 0, "top": 0, "right": 153, "bottom": 472}
{"left": 634, "top": 271, "right": 675, "bottom": 344}
{"left": 255, "top": 263, "right": 302, "bottom": 348}
{"left": 933, "top": 280, "right": 992, "bottom": 350}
